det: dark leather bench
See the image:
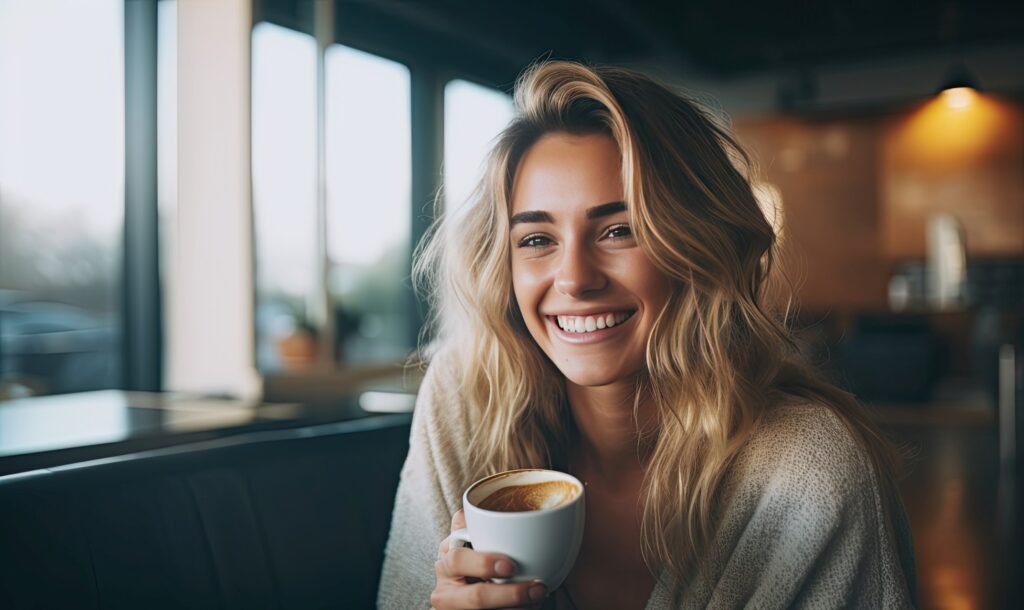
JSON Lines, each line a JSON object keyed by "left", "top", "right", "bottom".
{"left": 0, "top": 413, "right": 412, "bottom": 610}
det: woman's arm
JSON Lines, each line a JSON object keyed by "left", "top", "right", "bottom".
{"left": 377, "top": 361, "right": 471, "bottom": 609}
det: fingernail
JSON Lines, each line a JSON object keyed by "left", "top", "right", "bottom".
{"left": 528, "top": 583, "right": 547, "bottom": 602}
{"left": 494, "top": 559, "right": 515, "bottom": 577}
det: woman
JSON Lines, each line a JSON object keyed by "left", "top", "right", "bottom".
{"left": 377, "top": 61, "right": 917, "bottom": 609}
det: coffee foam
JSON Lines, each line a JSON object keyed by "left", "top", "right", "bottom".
{"left": 476, "top": 479, "right": 580, "bottom": 512}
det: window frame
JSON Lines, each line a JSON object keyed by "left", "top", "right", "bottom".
{"left": 123, "top": 0, "right": 163, "bottom": 392}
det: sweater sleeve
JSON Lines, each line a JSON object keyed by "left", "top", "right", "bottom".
{"left": 688, "top": 404, "right": 917, "bottom": 610}
{"left": 376, "top": 360, "right": 474, "bottom": 610}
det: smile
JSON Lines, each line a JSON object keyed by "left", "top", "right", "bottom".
{"left": 552, "top": 311, "right": 635, "bottom": 333}
{"left": 544, "top": 310, "right": 637, "bottom": 345}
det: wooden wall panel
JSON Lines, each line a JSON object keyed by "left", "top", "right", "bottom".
{"left": 732, "top": 95, "right": 1024, "bottom": 313}
{"left": 734, "top": 116, "right": 891, "bottom": 312}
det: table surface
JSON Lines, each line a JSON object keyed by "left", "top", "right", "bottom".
{"left": 0, "top": 388, "right": 417, "bottom": 475}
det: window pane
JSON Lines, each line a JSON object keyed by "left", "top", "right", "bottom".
{"left": 325, "top": 45, "right": 412, "bottom": 365}
{"left": 444, "top": 79, "right": 514, "bottom": 211}
{"left": 0, "top": 0, "right": 124, "bottom": 398}
{"left": 251, "top": 22, "right": 319, "bottom": 373}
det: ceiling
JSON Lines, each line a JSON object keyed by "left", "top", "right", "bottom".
{"left": 257, "top": 0, "right": 1024, "bottom": 87}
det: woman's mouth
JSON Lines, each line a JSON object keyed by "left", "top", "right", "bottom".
{"left": 552, "top": 310, "right": 635, "bottom": 333}
{"left": 545, "top": 310, "right": 637, "bottom": 344}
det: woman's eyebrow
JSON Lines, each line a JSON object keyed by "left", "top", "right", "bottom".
{"left": 585, "top": 201, "right": 626, "bottom": 219}
{"left": 510, "top": 201, "right": 626, "bottom": 227}
{"left": 510, "top": 210, "right": 553, "bottom": 227}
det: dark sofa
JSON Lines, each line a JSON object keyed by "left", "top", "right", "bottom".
{"left": 0, "top": 413, "right": 412, "bottom": 610}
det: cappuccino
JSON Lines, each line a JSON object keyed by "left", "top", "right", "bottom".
{"left": 452, "top": 468, "right": 585, "bottom": 589}
{"left": 477, "top": 479, "right": 580, "bottom": 512}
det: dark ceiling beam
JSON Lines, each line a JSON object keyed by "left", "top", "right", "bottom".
{"left": 366, "top": 0, "right": 530, "bottom": 67}
{"left": 591, "top": 0, "right": 694, "bottom": 71}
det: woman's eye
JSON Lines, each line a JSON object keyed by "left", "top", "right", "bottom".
{"left": 605, "top": 224, "right": 633, "bottom": 240}
{"left": 517, "top": 234, "right": 553, "bottom": 248}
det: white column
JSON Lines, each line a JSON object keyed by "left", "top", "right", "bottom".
{"left": 167, "top": 0, "right": 259, "bottom": 398}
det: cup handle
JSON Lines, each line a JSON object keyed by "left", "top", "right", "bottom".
{"left": 448, "top": 527, "right": 511, "bottom": 584}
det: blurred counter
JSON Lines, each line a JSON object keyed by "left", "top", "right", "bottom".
{"left": 0, "top": 387, "right": 416, "bottom": 477}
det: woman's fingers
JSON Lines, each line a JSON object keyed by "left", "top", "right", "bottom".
{"left": 439, "top": 508, "right": 467, "bottom": 559}
{"left": 431, "top": 580, "right": 547, "bottom": 610}
{"left": 434, "top": 509, "right": 549, "bottom": 609}
{"left": 451, "top": 508, "right": 467, "bottom": 532}
{"left": 440, "top": 509, "right": 468, "bottom": 563}
{"left": 442, "top": 547, "right": 519, "bottom": 580}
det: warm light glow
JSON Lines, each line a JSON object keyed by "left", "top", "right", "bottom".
{"left": 941, "top": 87, "right": 976, "bottom": 111}
{"left": 753, "top": 181, "right": 785, "bottom": 239}
{"left": 893, "top": 90, "right": 1009, "bottom": 169}
{"left": 882, "top": 88, "right": 1024, "bottom": 260}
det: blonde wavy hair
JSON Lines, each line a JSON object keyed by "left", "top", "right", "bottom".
{"left": 414, "top": 60, "right": 903, "bottom": 594}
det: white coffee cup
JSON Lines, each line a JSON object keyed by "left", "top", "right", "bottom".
{"left": 449, "top": 468, "right": 585, "bottom": 590}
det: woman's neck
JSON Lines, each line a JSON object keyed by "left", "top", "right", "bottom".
{"left": 565, "top": 378, "right": 656, "bottom": 488}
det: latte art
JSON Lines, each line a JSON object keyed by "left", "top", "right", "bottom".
{"left": 476, "top": 479, "right": 580, "bottom": 512}
{"left": 453, "top": 469, "right": 585, "bottom": 590}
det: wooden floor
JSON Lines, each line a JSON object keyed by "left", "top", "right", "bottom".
{"left": 882, "top": 408, "right": 1020, "bottom": 609}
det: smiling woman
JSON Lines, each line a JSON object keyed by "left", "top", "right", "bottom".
{"left": 378, "top": 61, "right": 918, "bottom": 610}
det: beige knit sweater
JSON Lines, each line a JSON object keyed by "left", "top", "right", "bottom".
{"left": 377, "top": 359, "right": 918, "bottom": 609}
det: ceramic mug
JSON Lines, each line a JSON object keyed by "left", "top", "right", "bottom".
{"left": 449, "top": 468, "right": 585, "bottom": 590}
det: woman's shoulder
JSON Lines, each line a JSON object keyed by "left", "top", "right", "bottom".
{"left": 410, "top": 352, "right": 478, "bottom": 443}
{"left": 695, "top": 406, "right": 914, "bottom": 609}
{"left": 752, "top": 399, "right": 868, "bottom": 460}
{"left": 414, "top": 351, "right": 458, "bottom": 405}
{"left": 730, "top": 399, "right": 880, "bottom": 508}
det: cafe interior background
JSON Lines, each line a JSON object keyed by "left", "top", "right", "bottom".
{"left": 0, "top": 0, "right": 1022, "bottom": 608}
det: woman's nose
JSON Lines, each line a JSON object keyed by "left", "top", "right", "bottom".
{"left": 554, "top": 243, "right": 607, "bottom": 297}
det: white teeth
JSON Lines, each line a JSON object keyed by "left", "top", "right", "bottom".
{"left": 555, "top": 312, "right": 633, "bottom": 333}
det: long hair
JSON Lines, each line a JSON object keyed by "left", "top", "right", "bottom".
{"left": 413, "top": 60, "right": 903, "bottom": 593}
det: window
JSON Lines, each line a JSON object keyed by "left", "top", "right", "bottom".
{"left": 0, "top": 0, "right": 124, "bottom": 398}
{"left": 444, "top": 79, "right": 514, "bottom": 212}
{"left": 252, "top": 29, "right": 417, "bottom": 373}
{"left": 251, "top": 22, "right": 319, "bottom": 374}
{"left": 250, "top": 23, "right": 516, "bottom": 380}
{"left": 325, "top": 45, "right": 412, "bottom": 365}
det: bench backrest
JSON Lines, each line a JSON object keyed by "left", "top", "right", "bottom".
{"left": 0, "top": 414, "right": 412, "bottom": 610}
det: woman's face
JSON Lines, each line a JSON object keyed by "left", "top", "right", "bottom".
{"left": 509, "top": 132, "right": 672, "bottom": 388}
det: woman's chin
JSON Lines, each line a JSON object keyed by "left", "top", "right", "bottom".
{"left": 557, "top": 366, "right": 633, "bottom": 389}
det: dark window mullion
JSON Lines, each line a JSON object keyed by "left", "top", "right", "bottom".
{"left": 409, "top": 67, "right": 444, "bottom": 349}
{"left": 123, "top": 0, "right": 162, "bottom": 391}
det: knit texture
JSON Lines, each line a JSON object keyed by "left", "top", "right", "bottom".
{"left": 377, "top": 358, "right": 918, "bottom": 609}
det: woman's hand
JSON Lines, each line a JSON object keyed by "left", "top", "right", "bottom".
{"left": 431, "top": 509, "right": 548, "bottom": 609}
